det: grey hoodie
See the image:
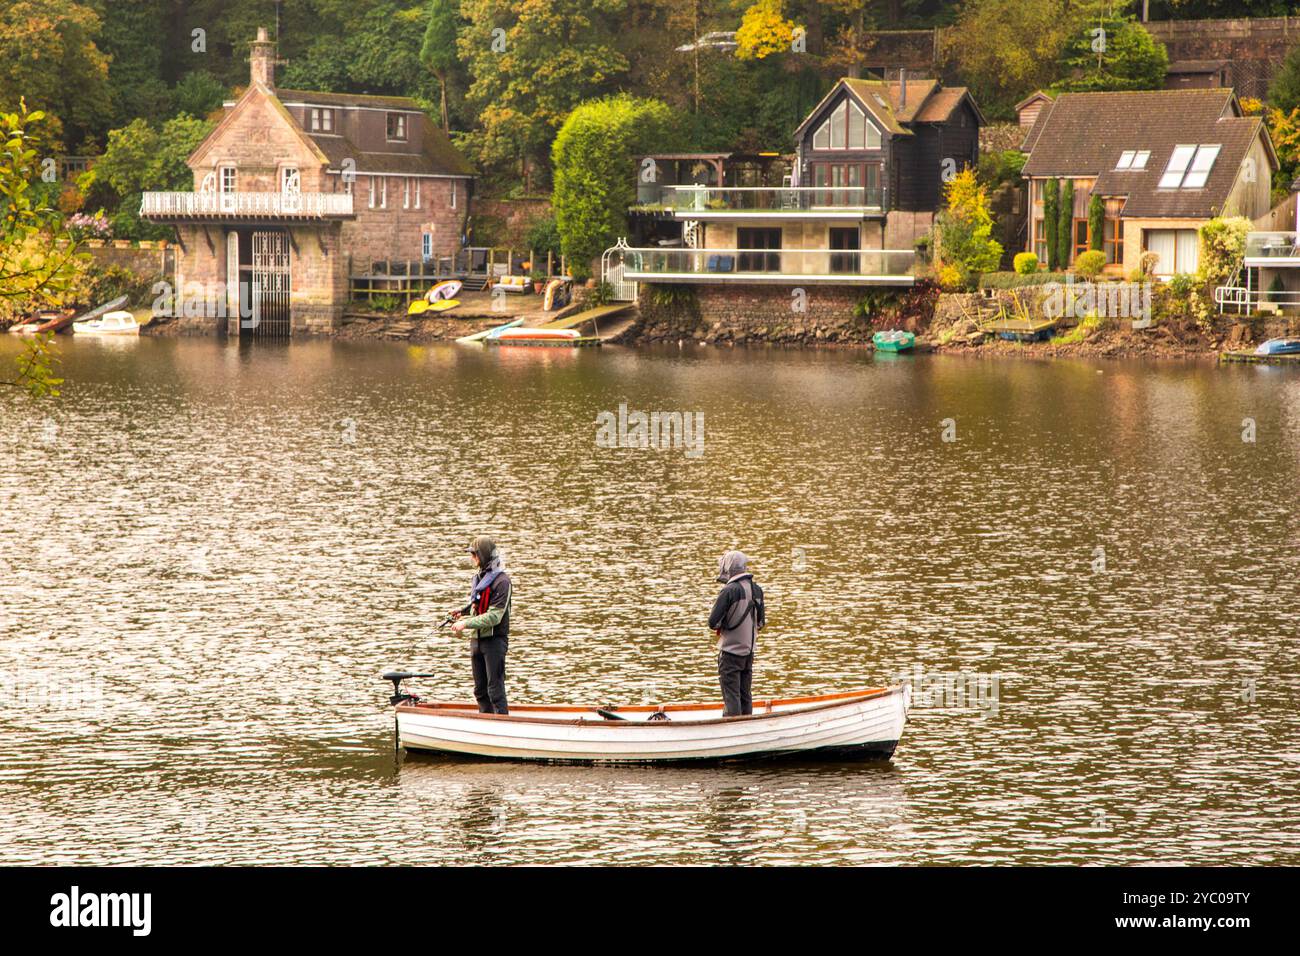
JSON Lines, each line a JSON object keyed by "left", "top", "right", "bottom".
{"left": 708, "top": 551, "right": 765, "bottom": 656}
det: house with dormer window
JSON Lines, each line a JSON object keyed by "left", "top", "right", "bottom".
{"left": 1020, "top": 89, "right": 1276, "bottom": 277}
{"left": 140, "top": 28, "right": 473, "bottom": 336}
{"left": 619, "top": 73, "right": 981, "bottom": 286}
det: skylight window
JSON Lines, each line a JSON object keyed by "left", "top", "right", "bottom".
{"left": 1115, "top": 150, "right": 1150, "bottom": 170}
{"left": 1159, "top": 145, "right": 1219, "bottom": 188}
{"left": 1181, "top": 145, "right": 1220, "bottom": 188}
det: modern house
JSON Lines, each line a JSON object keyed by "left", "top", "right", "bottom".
{"left": 141, "top": 28, "right": 474, "bottom": 336}
{"left": 1020, "top": 89, "right": 1277, "bottom": 278}
{"left": 616, "top": 73, "right": 982, "bottom": 288}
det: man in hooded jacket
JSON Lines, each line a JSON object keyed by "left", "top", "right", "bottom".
{"left": 449, "top": 535, "right": 512, "bottom": 714}
{"left": 708, "top": 550, "right": 765, "bottom": 716}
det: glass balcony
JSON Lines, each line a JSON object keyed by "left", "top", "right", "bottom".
{"left": 1244, "top": 231, "right": 1300, "bottom": 263}
{"left": 619, "top": 246, "right": 914, "bottom": 284}
{"left": 638, "top": 185, "right": 885, "bottom": 217}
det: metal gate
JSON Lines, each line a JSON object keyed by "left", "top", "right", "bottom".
{"left": 246, "top": 230, "right": 291, "bottom": 338}
{"left": 601, "top": 239, "right": 638, "bottom": 302}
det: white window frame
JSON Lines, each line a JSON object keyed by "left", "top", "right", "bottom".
{"left": 1182, "top": 145, "right": 1221, "bottom": 189}
{"left": 812, "top": 97, "right": 881, "bottom": 151}
{"left": 403, "top": 177, "right": 410, "bottom": 209}
{"left": 310, "top": 108, "right": 334, "bottom": 132}
{"left": 422, "top": 233, "right": 432, "bottom": 260}
{"left": 1159, "top": 145, "right": 1198, "bottom": 189}
{"left": 450, "top": 181, "right": 457, "bottom": 209}
{"left": 280, "top": 166, "right": 299, "bottom": 193}
{"left": 219, "top": 165, "right": 237, "bottom": 193}
{"left": 413, "top": 178, "right": 420, "bottom": 210}
{"left": 386, "top": 113, "right": 407, "bottom": 142}
{"left": 1132, "top": 150, "right": 1150, "bottom": 169}
{"left": 369, "top": 175, "right": 387, "bottom": 210}
{"left": 1116, "top": 150, "right": 1136, "bottom": 169}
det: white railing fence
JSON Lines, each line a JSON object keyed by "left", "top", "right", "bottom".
{"left": 141, "top": 191, "right": 354, "bottom": 218}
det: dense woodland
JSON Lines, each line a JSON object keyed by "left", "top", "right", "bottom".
{"left": 8, "top": 1, "right": 1300, "bottom": 244}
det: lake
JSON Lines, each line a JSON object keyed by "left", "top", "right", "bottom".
{"left": 1, "top": 335, "right": 1297, "bottom": 865}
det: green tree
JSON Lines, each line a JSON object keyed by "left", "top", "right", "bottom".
{"left": 935, "top": 167, "right": 1003, "bottom": 286}
{"left": 1269, "top": 41, "right": 1300, "bottom": 114}
{"left": 1054, "top": 13, "right": 1167, "bottom": 94}
{"left": 421, "top": 0, "right": 463, "bottom": 131}
{"left": 0, "top": 0, "right": 111, "bottom": 149}
{"left": 551, "top": 94, "right": 675, "bottom": 278}
{"left": 1088, "top": 193, "right": 1104, "bottom": 253}
{"left": 95, "top": 114, "right": 214, "bottom": 239}
{"left": 945, "top": 0, "right": 1075, "bottom": 120}
{"left": 173, "top": 71, "right": 228, "bottom": 121}
{"left": 1, "top": 105, "right": 79, "bottom": 398}
{"left": 1043, "top": 178, "right": 1060, "bottom": 271}
{"left": 1058, "top": 177, "right": 1074, "bottom": 268}
{"left": 459, "top": 0, "right": 629, "bottom": 191}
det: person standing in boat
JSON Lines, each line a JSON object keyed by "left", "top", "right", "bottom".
{"left": 449, "top": 535, "right": 512, "bottom": 714}
{"left": 708, "top": 550, "right": 765, "bottom": 717}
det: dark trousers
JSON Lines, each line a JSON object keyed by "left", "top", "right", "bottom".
{"left": 471, "top": 637, "right": 509, "bottom": 714}
{"left": 718, "top": 650, "right": 753, "bottom": 716}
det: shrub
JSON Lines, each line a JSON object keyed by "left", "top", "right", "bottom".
{"left": 979, "top": 270, "right": 1070, "bottom": 289}
{"left": 1167, "top": 273, "right": 1195, "bottom": 298}
{"left": 934, "top": 168, "right": 1002, "bottom": 282}
{"left": 936, "top": 263, "right": 968, "bottom": 291}
{"left": 1013, "top": 252, "right": 1039, "bottom": 275}
{"left": 1074, "top": 250, "right": 1106, "bottom": 278}
{"left": 1043, "top": 179, "right": 1060, "bottom": 271}
{"left": 370, "top": 293, "right": 401, "bottom": 312}
{"left": 1197, "top": 216, "right": 1250, "bottom": 286}
{"left": 552, "top": 95, "right": 676, "bottom": 277}
{"left": 1057, "top": 178, "right": 1074, "bottom": 269}
{"left": 1088, "top": 195, "right": 1105, "bottom": 252}
{"left": 524, "top": 215, "right": 562, "bottom": 264}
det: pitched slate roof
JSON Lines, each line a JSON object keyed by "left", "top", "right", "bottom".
{"left": 275, "top": 88, "right": 474, "bottom": 177}
{"left": 798, "top": 77, "right": 980, "bottom": 140}
{"left": 1020, "top": 88, "right": 1276, "bottom": 219}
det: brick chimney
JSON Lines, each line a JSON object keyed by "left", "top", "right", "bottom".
{"left": 250, "top": 27, "right": 276, "bottom": 88}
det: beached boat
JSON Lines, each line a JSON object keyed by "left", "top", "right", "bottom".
{"left": 873, "top": 330, "right": 915, "bottom": 352}
{"left": 384, "top": 678, "right": 911, "bottom": 763}
{"left": 40, "top": 295, "right": 129, "bottom": 335}
{"left": 1255, "top": 337, "right": 1300, "bottom": 356}
{"left": 488, "top": 327, "right": 581, "bottom": 342}
{"left": 455, "top": 318, "right": 524, "bottom": 344}
{"left": 73, "top": 310, "right": 140, "bottom": 336}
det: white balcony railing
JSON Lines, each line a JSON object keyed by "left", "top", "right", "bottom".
{"left": 140, "top": 190, "right": 355, "bottom": 219}
{"left": 619, "top": 246, "right": 914, "bottom": 284}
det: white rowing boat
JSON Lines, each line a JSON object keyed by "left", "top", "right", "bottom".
{"left": 387, "top": 682, "right": 911, "bottom": 763}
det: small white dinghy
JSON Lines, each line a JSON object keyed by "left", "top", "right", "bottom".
{"left": 73, "top": 310, "right": 139, "bottom": 336}
{"left": 383, "top": 674, "right": 911, "bottom": 763}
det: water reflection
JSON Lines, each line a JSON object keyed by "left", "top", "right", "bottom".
{"left": 1, "top": 337, "right": 1297, "bottom": 864}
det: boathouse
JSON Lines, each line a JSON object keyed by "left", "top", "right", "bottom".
{"left": 140, "top": 28, "right": 474, "bottom": 337}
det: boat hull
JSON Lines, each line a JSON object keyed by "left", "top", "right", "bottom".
{"left": 395, "top": 685, "right": 910, "bottom": 764}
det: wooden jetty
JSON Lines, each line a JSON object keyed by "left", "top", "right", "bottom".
{"left": 980, "top": 316, "right": 1059, "bottom": 342}
{"left": 482, "top": 303, "right": 637, "bottom": 348}
{"left": 1220, "top": 349, "right": 1300, "bottom": 365}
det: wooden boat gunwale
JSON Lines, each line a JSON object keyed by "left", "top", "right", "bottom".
{"left": 396, "top": 684, "right": 900, "bottom": 728}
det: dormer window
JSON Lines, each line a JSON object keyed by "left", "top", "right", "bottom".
{"left": 1115, "top": 150, "right": 1150, "bottom": 170}
{"left": 386, "top": 113, "right": 407, "bottom": 141}
{"left": 811, "top": 98, "right": 881, "bottom": 150}
{"left": 310, "top": 108, "right": 333, "bottom": 133}
{"left": 1158, "top": 144, "right": 1220, "bottom": 189}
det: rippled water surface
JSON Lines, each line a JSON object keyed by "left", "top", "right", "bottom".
{"left": 2, "top": 336, "right": 1298, "bottom": 865}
